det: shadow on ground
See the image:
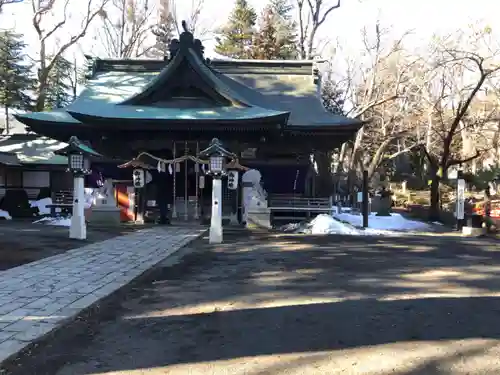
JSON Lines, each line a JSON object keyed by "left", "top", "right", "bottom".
{"left": 0, "top": 220, "right": 143, "bottom": 270}
{"left": 4, "top": 231, "right": 500, "bottom": 375}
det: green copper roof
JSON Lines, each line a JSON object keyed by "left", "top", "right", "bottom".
{"left": 15, "top": 45, "right": 361, "bottom": 130}
{"left": 18, "top": 110, "right": 79, "bottom": 124}
{"left": 76, "top": 71, "right": 159, "bottom": 105}
{"left": 68, "top": 104, "right": 288, "bottom": 121}
{"left": 0, "top": 135, "right": 69, "bottom": 165}
{"left": 211, "top": 67, "right": 360, "bottom": 127}
{"left": 121, "top": 48, "right": 251, "bottom": 107}
{"left": 16, "top": 71, "right": 159, "bottom": 125}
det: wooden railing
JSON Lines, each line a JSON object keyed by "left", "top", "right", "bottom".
{"left": 48, "top": 190, "right": 73, "bottom": 216}
{"left": 52, "top": 190, "right": 73, "bottom": 205}
{"left": 268, "top": 194, "right": 332, "bottom": 212}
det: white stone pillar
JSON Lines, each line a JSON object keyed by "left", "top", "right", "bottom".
{"left": 209, "top": 177, "right": 223, "bottom": 244}
{"left": 70, "top": 175, "right": 86, "bottom": 240}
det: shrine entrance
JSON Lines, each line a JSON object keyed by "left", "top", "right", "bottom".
{"left": 122, "top": 141, "right": 244, "bottom": 224}
{"left": 169, "top": 141, "right": 205, "bottom": 221}
{"left": 168, "top": 141, "right": 243, "bottom": 224}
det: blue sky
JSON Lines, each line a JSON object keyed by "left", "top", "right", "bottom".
{"left": 0, "top": 0, "right": 498, "bottom": 61}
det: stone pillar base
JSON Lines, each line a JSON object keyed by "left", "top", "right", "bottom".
{"left": 462, "top": 226, "right": 486, "bottom": 237}
{"left": 246, "top": 209, "right": 271, "bottom": 229}
{"left": 89, "top": 207, "right": 121, "bottom": 226}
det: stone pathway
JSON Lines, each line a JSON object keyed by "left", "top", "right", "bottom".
{"left": 0, "top": 226, "right": 205, "bottom": 364}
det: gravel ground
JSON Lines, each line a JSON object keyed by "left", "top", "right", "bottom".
{"left": 3, "top": 230, "right": 500, "bottom": 375}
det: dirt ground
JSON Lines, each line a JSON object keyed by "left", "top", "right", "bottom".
{"left": 3, "top": 230, "right": 500, "bottom": 375}
{"left": 0, "top": 220, "right": 142, "bottom": 270}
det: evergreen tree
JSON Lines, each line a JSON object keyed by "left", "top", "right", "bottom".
{"left": 251, "top": 7, "right": 278, "bottom": 59}
{"left": 215, "top": 0, "right": 257, "bottom": 59}
{"left": 268, "top": 0, "right": 297, "bottom": 59}
{"left": 251, "top": 0, "right": 297, "bottom": 60}
{"left": 322, "top": 79, "right": 345, "bottom": 115}
{"left": 44, "top": 56, "right": 73, "bottom": 110}
{"left": 0, "top": 31, "right": 34, "bottom": 133}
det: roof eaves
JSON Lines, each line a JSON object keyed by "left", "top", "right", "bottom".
{"left": 209, "top": 59, "right": 315, "bottom": 75}
{"left": 94, "top": 58, "right": 167, "bottom": 73}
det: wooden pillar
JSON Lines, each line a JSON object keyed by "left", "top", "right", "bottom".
{"left": 172, "top": 142, "right": 177, "bottom": 219}
{"left": 184, "top": 141, "right": 188, "bottom": 221}
{"left": 194, "top": 141, "right": 200, "bottom": 219}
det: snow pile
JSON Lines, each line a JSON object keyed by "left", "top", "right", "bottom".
{"left": 0, "top": 209, "right": 11, "bottom": 220}
{"left": 309, "top": 214, "right": 360, "bottom": 235}
{"left": 33, "top": 216, "right": 71, "bottom": 227}
{"left": 30, "top": 189, "right": 95, "bottom": 217}
{"left": 334, "top": 211, "right": 432, "bottom": 232}
{"left": 30, "top": 197, "right": 52, "bottom": 215}
{"left": 280, "top": 212, "right": 433, "bottom": 236}
{"left": 280, "top": 215, "right": 368, "bottom": 236}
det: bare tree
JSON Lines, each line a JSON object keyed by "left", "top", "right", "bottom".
{"left": 162, "top": 0, "right": 208, "bottom": 37}
{"left": 420, "top": 39, "right": 500, "bottom": 219}
{"left": 97, "top": 0, "right": 156, "bottom": 58}
{"left": 325, "top": 24, "right": 418, "bottom": 182}
{"left": 313, "top": 23, "right": 420, "bottom": 196}
{"left": 67, "top": 55, "right": 87, "bottom": 100}
{"left": 149, "top": 0, "right": 208, "bottom": 58}
{"left": 30, "top": 0, "right": 109, "bottom": 111}
{"left": 0, "top": 0, "right": 21, "bottom": 13}
{"left": 179, "top": 0, "right": 210, "bottom": 37}
{"left": 0, "top": 0, "right": 17, "bottom": 13}
{"left": 296, "top": 0, "right": 340, "bottom": 59}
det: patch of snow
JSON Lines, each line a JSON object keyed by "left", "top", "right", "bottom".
{"left": 33, "top": 216, "right": 71, "bottom": 227}
{"left": 280, "top": 212, "right": 433, "bottom": 236}
{"left": 0, "top": 209, "right": 11, "bottom": 220}
{"left": 29, "top": 189, "right": 95, "bottom": 216}
{"left": 30, "top": 197, "right": 52, "bottom": 215}
{"left": 280, "top": 222, "right": 302, "bottom": 232}
{"left": 309, "top": 214, "right": 360, "bottom": 235}
{"left": 334, "top": 212, "right": 431, "bottom": 232}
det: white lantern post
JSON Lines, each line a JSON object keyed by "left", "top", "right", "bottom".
{"left": 57, "top": 136, "right": 101, "bottom": 240}
{"left": 199, "top": 138, "right": 235, "bottom": 244}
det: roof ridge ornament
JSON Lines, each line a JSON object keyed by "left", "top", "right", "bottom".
{"left": 84, "top": 55, "right": 98, "bottom": 79}
{"left": 166, "top": 20, "right": 205, "bottom": 62}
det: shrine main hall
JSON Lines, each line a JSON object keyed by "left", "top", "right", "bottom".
{"left": 14, "top": 29, "right": 362, "bottom": 223}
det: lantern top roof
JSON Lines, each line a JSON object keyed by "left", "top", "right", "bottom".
{"left": 198, "top": 138, "right": 236, "bottom": 159}
{"left": 55, "top": 136, "right": 102, "bottom": 158}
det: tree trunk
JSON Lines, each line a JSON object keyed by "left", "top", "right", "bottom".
{"left": 4, "top": 106, "right": 9, "bottom": 134}
{"left": 35, "top": 76, "right": 48, "bottom": 112}
{"left": 335, "top": 142, "right": 349, "bottom": 173}
{"left": 429, "top": 174, "right": 440, "bottom": 221}
{"left": 314, "top": 151, "right": 333, "bottom": 197}
{"left": 348, "top": 126, "right": 364, "bottom": 170}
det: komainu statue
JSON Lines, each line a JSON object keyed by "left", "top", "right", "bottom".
{"left": 241, "top": 169, "right": 270, "bottom": 228}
